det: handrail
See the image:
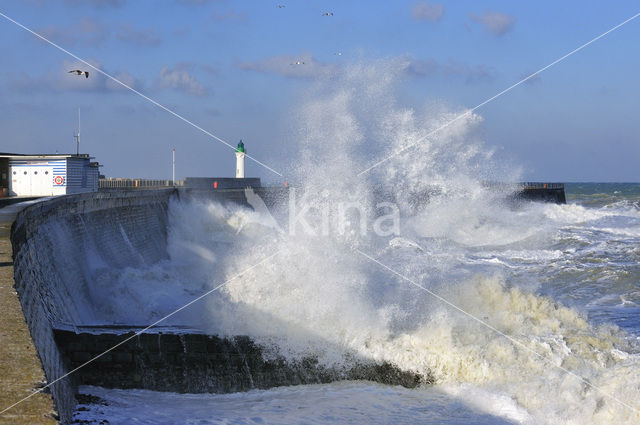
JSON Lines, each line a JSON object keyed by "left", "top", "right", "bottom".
{"left": 520, "top": 182, "right": 564, "bottom": 190}
{"left": 98, "top": 178, "right": 184, "bottom": 189}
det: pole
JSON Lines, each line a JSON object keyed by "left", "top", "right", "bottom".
{"left": 76, "top": 108, "right": 80, "bottom": 155}
{"left": 172, "top": 148, "right": 175, "bottom": 185}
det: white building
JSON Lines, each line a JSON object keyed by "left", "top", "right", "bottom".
{"left": 0, "top": 154, "right": 100, "bottom": 197}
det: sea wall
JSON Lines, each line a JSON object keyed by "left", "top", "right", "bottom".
{"left": 11, "top": 189, "right": 174, "bottom": 424}
{"left": 517, "top": 186, "right": 566, "bottom": 203}
{"left": 54, "top": 330, "right": 424, "bottom": 393}
{"left": 10, "top": 188, "right": 422, "bottom": 424}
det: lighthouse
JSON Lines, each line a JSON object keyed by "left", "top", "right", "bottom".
{"left": 235, "top": 140, "right": 245, "bottom": 178}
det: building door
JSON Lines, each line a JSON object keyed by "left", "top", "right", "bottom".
{"left": 9, "top": 167, "right": 54, "bottom": 196}
{"left": 10, "top": 168, "right": 31, "bottom": 196}
{"left": 32, "top": 167, "right": 53, "bottom": 196}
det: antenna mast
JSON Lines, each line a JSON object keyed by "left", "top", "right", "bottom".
{"left": 75, "top": 108, "right": 80, "bottom": 155}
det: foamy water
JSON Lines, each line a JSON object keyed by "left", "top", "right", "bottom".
{"left": 73, "top": 382, "right": 519, "bottom": 425}
{"left": 74, "top": 63, "right": 640, "bottom": 424}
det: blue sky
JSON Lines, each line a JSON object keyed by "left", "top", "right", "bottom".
{"left": 1, "top": 1, "right": 639, "bottom": 182}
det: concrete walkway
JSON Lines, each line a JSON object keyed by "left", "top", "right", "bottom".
{"left": 0, "top": 202, "right": 57, "bottom": 424}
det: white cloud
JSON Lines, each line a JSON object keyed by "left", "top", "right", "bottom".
{"left": 106, "top": 70, "right": 143, "bottom": 91}
{"left": 116, "top": 23, "right": 162, "bottom": 46}
{"left": 9, "top": 59, "right": 143, "bottom": 93}
{"left": 156, "top": 65, "right": 208, "bottom": 96}
{"left": 211, "top": 9, "right": 246, "bottom": 22}
{"left": 411, "top": 3, "right": 444, "bottom": 22}
{"left": 519, "top": 71, "right": 541, "bottom": 85}
{"left": 236, "top": 54, "right": 338, "bottom": 79}
{"left": 471, "top": 11, "right": 516, "bottom": 36}
{"left": 403, "top": 56, "right": 495, "bottom": 83}
{"left": 176, "top": 0, "right": 220, "bottom": 5}
{"left": 406, "top": 57, "right": 439, "bottom": 77}
{"left": 63, "top": 0, "right": 125, "bottom": 7}
{"left": 37, "top": 17, "right": 109, "bottom": 46}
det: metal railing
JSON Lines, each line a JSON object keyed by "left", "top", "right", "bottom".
{"left": 520, "top": 182, "right": 564, "bottom": 190}
{"left": 99, "top": 178, "right": 184, "bottom": 189}
{"left": 99, "top": 178, "right": 564, "bottom": 191}
{"left": 481, "top": 181, "right": 564, "bottom": 190}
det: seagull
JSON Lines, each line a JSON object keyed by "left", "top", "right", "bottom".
{"left": 68, "top": 70, "right": 89, "bottom": 78}
{"left": 277, "top": 4, "right": 285, "bottom": 7}
{"left": 321, "top": 12, "right": 334, "bottom": 16}
{"left": 291, "top": 61, "right": 305, "bottom": 65}
{"left": 335, "top": 52, "right": 343, "bottom": 56}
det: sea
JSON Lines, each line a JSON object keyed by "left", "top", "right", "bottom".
{"left": 70, "top": 182, "right": 640, "bottom": 425}
{"left": 71, "top": 70, "right": 640, "bottom": 424}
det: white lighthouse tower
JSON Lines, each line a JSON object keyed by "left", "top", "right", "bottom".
{"left": 235, "top": 140, "right": 245, "bottom": 178}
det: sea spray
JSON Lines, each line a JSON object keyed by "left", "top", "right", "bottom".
{"left": 83, "top": 62, "right": 640, "bottom": 424}
{"left": 204, "top": 63, "right": 639, "bottom": 423}
{"left": 161, "top": 193, "right": 640, "bottom": 424}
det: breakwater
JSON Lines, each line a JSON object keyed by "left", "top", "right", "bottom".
{"left": 54, "top": 329, "right": 424, "bottom": 393}
{"left": 10, "top": 190, "right": 173, "bottom": 423}
{"left": 8, "top": 188, "right": 423, "bottom": 424}
{"left": 517, "top": 183, "right": 566, "bottom": 203}
{"left": 5, "top": 182, "right": 565, "bottom": 423}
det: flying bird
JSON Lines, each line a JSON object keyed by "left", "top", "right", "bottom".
{"left": 291, "top": 61, "right": 305, "bottom": 65}
{"left": 321, "top": 12, "right": 334, "bottom": 16}
{"left": 277, "top": 4, "right": 285, "bottom": 7}
{"left": 68, "top": 70, "right": 89, "bottom": 78}
{"left": 335, "top": 52, "right": 343, "bottom": 56}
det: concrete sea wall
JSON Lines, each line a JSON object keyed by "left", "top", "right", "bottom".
{"left": 54, "top": 330, "right": 423, "bottom": 394}
{"left": 11, "top": 190, "right": 174, "bottom": 423}
{"left": 10, "top": 188, "right": 423, "bottom": 424}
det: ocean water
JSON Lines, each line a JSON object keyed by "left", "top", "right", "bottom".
{"left": 72, "top": 65, "right": 640, "bottom": 424}
{"left": 73, "top": 183, "right": 640, "bottom": 425}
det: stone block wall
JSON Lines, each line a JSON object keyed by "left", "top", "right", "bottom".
{"left": 11, "top": 189, "right": 175, "bottom": 424}
{"left": 54, "top": 330, "right": 425, "bottom": 393}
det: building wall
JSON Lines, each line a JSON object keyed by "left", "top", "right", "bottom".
{"left": 9, "top": 158, "right": 65, "bottom": 197}
{"left": 51, "top": 159, "right": 67, "bottom": 196}
{"left": 66, "top": 157, "right": 98, "bottom": 194}
{"left": 183, "top": 177, "right": 261, "bottom": 189}
{"left": 89, "top": 165, "right": 99, "bottom": 191}
{"left": 8, "top": 157, "right": 98, "bottom": 197}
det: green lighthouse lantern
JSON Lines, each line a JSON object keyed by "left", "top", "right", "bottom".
{"left": 235, "top": 140, "right": 246, "bottom": 178}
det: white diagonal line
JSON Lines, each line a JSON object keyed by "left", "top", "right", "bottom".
{"left": 356, "top": 248, "right": 639, "bottom": 414}
{"left": 0, "top": 10, "right": 283, "bottom": 178}
{"left": 0, "top": 249, "right": 282, "bottom": 416}
{"left": 358, "top": 11, "right": 640, "bottom": 176}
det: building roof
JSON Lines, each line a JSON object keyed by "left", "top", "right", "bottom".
{"left": 0, "top": 153, "right": 94, "bottom": 160}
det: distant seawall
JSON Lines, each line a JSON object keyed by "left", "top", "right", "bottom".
{"left": 10, "top": 189, "right": 423, "bottom": 424}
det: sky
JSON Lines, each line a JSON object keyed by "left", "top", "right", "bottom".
{"left": 0, "top": 0, "right": 639, "bottom": 182}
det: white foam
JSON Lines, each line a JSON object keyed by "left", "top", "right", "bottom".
{"left": 442, "top": 383, "right": 534, "bottom": 424}
{"left": 78, "top": 62, "right": 640, "bottom": 424}
{"left": 73, "top": 383, "right": 516, "bottom": 425}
